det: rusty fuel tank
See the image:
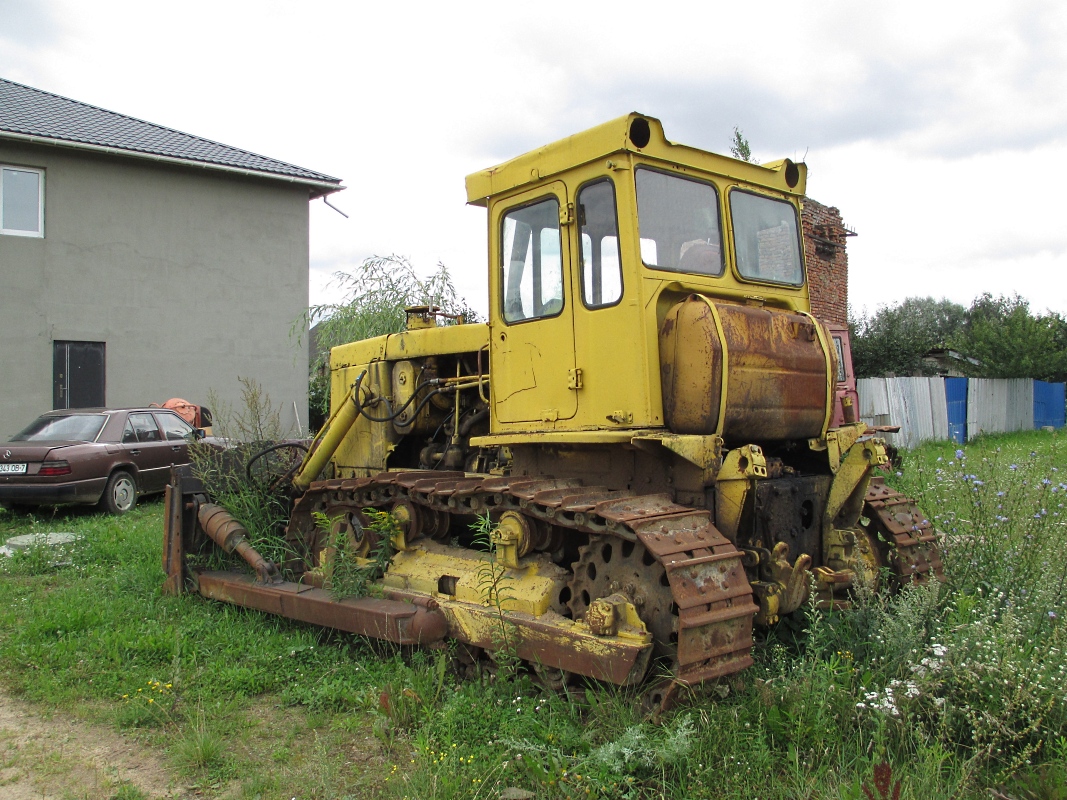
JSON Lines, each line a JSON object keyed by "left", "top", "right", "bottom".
{"left": 659, "top": 296, "right": 835, "bottom": 441}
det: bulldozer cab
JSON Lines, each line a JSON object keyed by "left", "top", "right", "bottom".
{"left": 467, "top": 113, "right": 813, "bottom": 439}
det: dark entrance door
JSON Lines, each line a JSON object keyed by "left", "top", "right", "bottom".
{"left": 53, "top": 341, "right": 106, "bottom": 409}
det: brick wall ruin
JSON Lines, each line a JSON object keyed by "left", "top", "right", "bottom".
{"left": 801, "top": 198, "right": 849, "bottom": 326}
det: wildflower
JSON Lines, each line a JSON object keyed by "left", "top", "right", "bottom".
{"left": 955, "top": 449, "right": 964, "bottom": 459}
{"left": 1050, "top": 612, "right": 1058, "bottom": 620}
{"left": 1010, "top": 464, "right": 1018, "bottom": 471}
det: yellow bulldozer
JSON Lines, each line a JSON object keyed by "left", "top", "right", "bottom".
{"left": 163, "top": 113, "right": 942, "bottom": 698}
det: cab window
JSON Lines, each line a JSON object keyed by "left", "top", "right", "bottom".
{"left": 577, "top": 180, "right": 622, "bottom": 308}
{"left": 501, "top": 197, "right": 564, "bottom": 323}
{"left": 635, "top": 167, "right": 723, "bottom": 276}
{"left": 729, "top": 190, "right": 803, "bottom": 285}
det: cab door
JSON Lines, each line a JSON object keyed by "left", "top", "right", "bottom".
{"left": 490, "top": 182, "right": 578, "bottom": 426}
{"left": 568, "top": 176, "right": 651, "bottom": 429}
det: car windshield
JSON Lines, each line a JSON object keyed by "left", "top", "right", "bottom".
{"left": 11, "top": 414, "right": 108, "bottom": 442}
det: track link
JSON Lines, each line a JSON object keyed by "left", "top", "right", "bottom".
{"left": 864, "top": 476, "right": 945, "bottom": 585}
{"left": 287, "top": 471, "right": 758, "bottom": 687}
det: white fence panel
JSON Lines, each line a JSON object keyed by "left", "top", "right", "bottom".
{"left": 966, "top": 378, "right": 1033, "bottom": 439}
{"left": 857, "top": 378, "right": 891, "bottom": 424}
{"left": 850, "top": 377, "right": 1043, "bottom": 447}
{"left": 857, "top": 377, "right": 947, "bottom": 449}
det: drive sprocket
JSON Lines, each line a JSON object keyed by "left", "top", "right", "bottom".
{"left": 567, "top": 537, "right": 677, "bottom": 659}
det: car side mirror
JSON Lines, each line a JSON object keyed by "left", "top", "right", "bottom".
{"left": 194, "top": 428, "right": 206, "bottom": 440}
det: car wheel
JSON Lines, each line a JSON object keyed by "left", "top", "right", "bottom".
{"left": 99, "top": 470, "right": 137, "bottom": 514}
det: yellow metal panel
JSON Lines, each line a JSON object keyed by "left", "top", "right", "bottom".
{"left": 380, "top": 541, "right": 569, "bottom": 617}
{"left": 488, "top": 181, "right": 578, "bottom": 426}
{"left": 469, "top": 428, "right": 663, "bottom": 447}
{"left": 466, "top": 113, "right": 807, "bottom": 204}
{"left": 329, "top": 323, "right": 489, "bottom": 369}
{"left": 567, "top": 163, "right": 658, "bottom": 430}
{"left": 328, "top": 360, "right": 399, "bottom": 475}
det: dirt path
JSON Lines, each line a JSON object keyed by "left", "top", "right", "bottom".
{"left": 0, "top": 686, "right": 188, "bottom": 799}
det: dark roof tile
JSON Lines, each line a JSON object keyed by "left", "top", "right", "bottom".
{"left": 0, "top": 77, "right": 340, "bottom": 187}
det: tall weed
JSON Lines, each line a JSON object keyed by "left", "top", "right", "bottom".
{"left": 190, "top": 377, "right": 297, "bottom": 567}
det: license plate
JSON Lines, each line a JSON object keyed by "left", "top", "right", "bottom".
{"left": 0, "top": 463, "right": 27, "bottom": 474}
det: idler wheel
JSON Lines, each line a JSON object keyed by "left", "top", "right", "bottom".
{"left": 567, "top": 537, "right": 677, "bottom": 659}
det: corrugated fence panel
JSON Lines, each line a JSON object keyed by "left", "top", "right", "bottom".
{"left": 858, "top": 378, "right": 890, "bottom": 420}
{"left": 945, "top": 377, "right": 968, "bottom": 444}
{"left": 968, "top": 379, "right": 1003, "bottom": 439}
{"left": 1034, "top": 381, "right": 1066, "bottom": 429}
{"left": 967, "top": 378, "right": 1034, "bottom": 439}
{"left": 894, "top": 378, "right": 925, "bottom": 449}
{"left": 930, "top": 378, "right": 950, "bottom": 442}
{"left": 1008, "top": 379, "right": 1035, "bottom": 432}
{"left": 858, "top": 377, "right": 946, "bottom": 449}
{"left": 860, "top": 377, "right": 1059, "bottom": 445}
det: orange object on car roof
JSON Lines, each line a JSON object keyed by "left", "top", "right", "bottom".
{"left": 160, "top": 398, "right": 197, "bottom": 425}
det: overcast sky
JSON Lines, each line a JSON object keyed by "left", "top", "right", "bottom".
{"left": 3, "top": 0, "right": 1066, "bottom": 318}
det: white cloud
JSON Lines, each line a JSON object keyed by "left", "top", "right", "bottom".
{"left": 4, "top": 0, "right": 1066, "bottom": 317}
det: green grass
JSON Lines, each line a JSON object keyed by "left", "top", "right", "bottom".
{"left": 0, "top": 429, "right": 1064, "bottom": 798}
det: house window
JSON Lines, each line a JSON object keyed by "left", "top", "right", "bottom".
{"left": 1, "top": 165, "right": 44, "bottom": 237}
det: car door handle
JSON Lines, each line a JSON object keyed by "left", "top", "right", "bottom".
{"left": 171, "top": 446, "right": 182, "bottom": 452}
{"left": 130, "top": 449, "right": 141, "bottom": 456}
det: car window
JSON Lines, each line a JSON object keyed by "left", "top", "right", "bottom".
{"left": 156, "top": 412, "right": 194, "bottom": 441}
{"left": 128, "top": 412, "right": 161, "bottom": 443}
{"left": 122, "top": 420, "right": 137, "bottom": 444}
{"left": 12, "top": 414, "right": 107, "bottom": 442}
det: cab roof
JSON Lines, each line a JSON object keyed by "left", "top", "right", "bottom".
{"left": 465, "top": 112, "right": 806, "bottom": 205}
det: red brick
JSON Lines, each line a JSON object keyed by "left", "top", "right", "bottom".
{"left": 801, "top": 198, "right": 849, "bottom": 326}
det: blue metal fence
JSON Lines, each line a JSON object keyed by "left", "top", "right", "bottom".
{"left": 858, "top": 378, "right": 1065, "bottom": 447}
{"left": 1035, "top": 381, "right": 1067, "bottom": 429}
{"left": 945, "top": 377, "right": 968, "bottom": 444}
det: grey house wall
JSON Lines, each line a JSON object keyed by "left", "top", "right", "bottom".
{"left": 0, "top": 139, "right": 309, "bottom": 438}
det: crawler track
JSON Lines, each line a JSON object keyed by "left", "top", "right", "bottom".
{"left": 287, "top": 470, "right": 759, "bottom": 686}
{"left": 864, "top": 477, "right": 945, "bottom": 585}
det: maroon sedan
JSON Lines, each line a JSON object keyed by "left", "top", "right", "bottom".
{"left": 0, "top": 408, "right": 205, "bottom": 514}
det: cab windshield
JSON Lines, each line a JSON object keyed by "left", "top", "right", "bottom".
{"left": 730, "top": 190, "right": 803, "bottom": 286}
{"left": 635, "top": 168, "right": 723, "bottom": 276}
